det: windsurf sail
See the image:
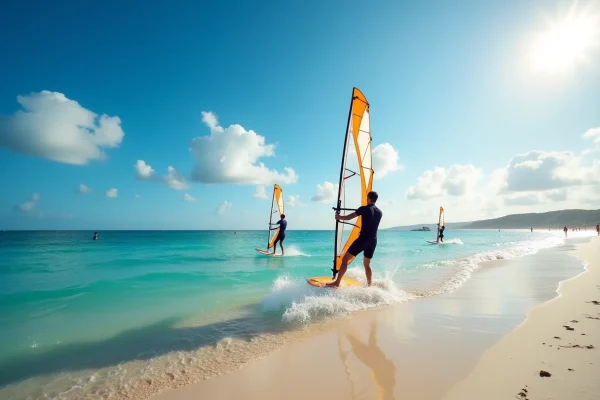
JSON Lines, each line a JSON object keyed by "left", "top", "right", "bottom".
{"left": 332, "top": 87, "right": 373, "bottom": 278}
{"left": 267, "top": 184, "right": 284, "bottom": 249}
{"left": 435, "top": 206, "right": 444, "bottom": 241}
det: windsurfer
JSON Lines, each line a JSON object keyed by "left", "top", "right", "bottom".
{"left": 269, "top": 214, "right": 287, "bottom": 256}
{"left": 437, "top": 224, "right": 445, "bottom": 242}
{"left": 326, "top": 191, "right": 382, "bottom": 288}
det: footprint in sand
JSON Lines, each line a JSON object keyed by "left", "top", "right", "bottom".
{"left": 588, "top": 300, "right": 600, "bottom": 305}
{"left": 570, "top": 320, "right": 579, "bottom": 323}
{"left": 539, "top": 370, "right": 552, "bottom": 377}
{"left": 563, "top": 325, "right": 575, "bottom": 331}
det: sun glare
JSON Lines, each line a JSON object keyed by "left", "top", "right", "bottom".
{"left": 530, "top": 2, "right": 600, "bottom": 73}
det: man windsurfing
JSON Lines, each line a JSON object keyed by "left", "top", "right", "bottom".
{"left": 437, "top": 224, "right": 445, "bottom": 243}
{"left": 326, "top": 191, "right": 382, "bottom": 288}
{"left": 269, "top": 214, "right": 287, "bottom": 256}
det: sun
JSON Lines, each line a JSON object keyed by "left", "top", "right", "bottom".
{"left": 530, "top": 2, "right": 600, "bottom": 73}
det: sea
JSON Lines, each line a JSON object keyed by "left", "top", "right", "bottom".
{"left": 0, "top": 228, "right": 595, "bottom": 399}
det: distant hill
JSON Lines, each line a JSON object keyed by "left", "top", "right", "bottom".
{"left": 387, "top": 209, "right": 600, "bottom": 230}
{"left": 462, "top": 209, "right": 600, "bottom": 229}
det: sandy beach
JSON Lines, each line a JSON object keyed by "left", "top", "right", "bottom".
{"left": 443, "top": 237, "right": 600, "bottom": 400}
{"left": 150, "top": 237, "right": 599, "bottom": 400}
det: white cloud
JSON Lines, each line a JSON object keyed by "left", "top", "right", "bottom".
{"left": 372, "top": 143, "right": 403, "bottom": 178}
{"left": 504, "top": 193, "right": 543, "bottom": 206}
{"left": 494, "top": 151, "right": 591, "bottom": 193}
{"left": 134, "top": 160, "right": 190, "bottom": 190}
{"left": 183, "top": 193, "right": 196, "bottom": 202}
{"left": 503, "top": 188, "right": 569, "bottom": 206}
{"left": 0, "top": 90, "right": 124, "bottom": 165}
{"left": 311, "top": 182, "right": 339, "bottom": 203}
{"left": 406, "top": 164, "right": 483, "bottom": 200}
{"left": 105, "top": 188, "right": 118, "bottom": 198}
{"left": 253, "top": 185, "right": 268, "bottom": 199}
{"left": 79, "top": 184, "right": 92, "bottom": 194}
{"left": 546, "top": 189, "right": 568, "bottom": 201}
{"left": 16, "top": 193, "right": 40, "bottom": 212}
{"left": 165, "top": 166, "right": 189, "bottom": 190}
{"left": 582, "top": 127, "right": 600, "bottom": 150}
{"left": 189, "top": 111, "right": 297, "bottom": 185}
{"left": 287, "top": 194, "right": 302, "bottom": 207}
{"left": 217, "top": 200, "right": 232, "bottom": 215}
{"left": 135, "top": 160, "right": 156, "bottom": 180}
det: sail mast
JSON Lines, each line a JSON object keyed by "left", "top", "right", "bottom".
{"left": 332, "top": 89, "right": 356, "bottom": 278}
{"left": 268, "top": 184, "right": 275, "bottom": 249}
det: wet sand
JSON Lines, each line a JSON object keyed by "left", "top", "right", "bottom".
{"left": 152, "top": 237, "right": 597, "bottom": 400}
{"left": 443, "top": 237, "right": 600, "bottom": 400}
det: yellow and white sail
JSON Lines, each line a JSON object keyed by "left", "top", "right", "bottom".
{"left": 333, "top": 87, "right": 373, "bottom": 278}
{"left": 268, "top": 184, "right": 285, "bottom": 249}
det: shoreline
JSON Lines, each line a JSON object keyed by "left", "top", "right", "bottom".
{"left": 442, "top": 236, "right": 600, "bottom": 399}
{"left": 150, "top": 237, "right": 597, "bottom": 400}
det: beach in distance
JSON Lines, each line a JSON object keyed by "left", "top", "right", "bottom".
{"left": 1, "top": 229, "right": 598, "bottom": 399}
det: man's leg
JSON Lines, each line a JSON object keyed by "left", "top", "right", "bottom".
{"left": 280, "top": 237, "right": 284, "bottom": 256}
{"left": 326, "top": 252, "right": 353, "bottom": 287}
{"left": 363, "top": 257, "right": 372, "bottom": 286}
{"left": 272, "top": 237, "right": 278, "bottom": 254}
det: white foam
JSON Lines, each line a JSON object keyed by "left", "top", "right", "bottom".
{"left": 282, "top": 245, "right": 310, "bottom": 257}
{"left": 439, "top": 238, "right": 463, "bottom": 245}
{"left": 262, "top": 267, "right": 414, "bottom": 323}
{"left": 430, "top": 234, "right": 566, "bottom": 294}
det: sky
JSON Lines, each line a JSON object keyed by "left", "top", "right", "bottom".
{"left": 0, "top": 0, "right": 599, "bottom": 230}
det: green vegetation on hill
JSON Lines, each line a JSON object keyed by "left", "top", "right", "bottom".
{"left": 462, "top": 209, "right": 600, "bottom": 229}
{"left": 387, "top": 209, "right": 600, "bottom": 230}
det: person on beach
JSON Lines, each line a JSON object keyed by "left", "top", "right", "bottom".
{"left": 438, "top": 224, "right": 445, "bottom": 242}
{"left": 93, "top": 232, "right": 98, "bottom": 240}
{"left": 596, "top": 224, "right": 599, "bottom": 236}
{"left": 269, "top": 214, "right": 287, "bottom": 256}
{"left": 563, "top": 226, "right": 568, "bottom": 237}
{"left": 326, "top": 191, "right": 382, "bottom": 288}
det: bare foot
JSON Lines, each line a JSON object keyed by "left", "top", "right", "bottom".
{"left": 325, "top": 281, "right": 340, "bottom": 288}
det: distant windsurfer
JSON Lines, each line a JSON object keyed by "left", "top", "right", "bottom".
{"left": 326, "top": 191, "right": 382, "bottom": 288}
{"left": 437, "top": 224, "right": 445, "bottom": 243}
{"left": 269, "top": 214, "right": 287, "bottom": 256}
{"left": 93, "top": 232, "right": 98, "bottom": 240}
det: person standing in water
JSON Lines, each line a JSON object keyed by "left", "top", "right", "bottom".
{"left": 93, "top": 232, "right": 98, "bottom": 240}
{"left": 563, "top": 226, "right": 568, "bottom": 237}
{"left": 327, "top": 191, "right": 382, "bottom": 288}
{"left": 438, "top": 224, "right": 445, "bottom": 242}
{"left": 596, "top": 224, "right": 599, "bottom": 236}
{"left": 269, "top": 214, "right": 287, "bottom": 256}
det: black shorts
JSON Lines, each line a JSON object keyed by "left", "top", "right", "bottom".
{"left": 347, "top": 238, "right": 377, "bottom": 259}
{"left": 274, "top": 233, "right": 286, "bottom": 244}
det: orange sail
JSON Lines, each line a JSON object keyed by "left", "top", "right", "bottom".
{"left": 268, "top": 184, "right": 285, "bottom": 249}
{"left": 333, "top": 88, "right": 373, "bottom": 277}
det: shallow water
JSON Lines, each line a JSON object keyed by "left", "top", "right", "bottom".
{"left": 0, "top": 229, "right": 594, "bottom": 399}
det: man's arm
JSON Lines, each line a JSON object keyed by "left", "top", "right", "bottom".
{"left": 335, "top": 211, "right": 358, "bottom": 221}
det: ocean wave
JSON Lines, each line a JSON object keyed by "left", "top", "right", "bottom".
{"left": 262, "top": 268, "right": 414, "bottom": 323}
{"left": 424, "top": 234, "right": 566, "bottom": 295}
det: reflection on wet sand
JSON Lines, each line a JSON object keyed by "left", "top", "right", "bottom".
{"left": 339, "top": 321, "right": 396, "bottom": 400}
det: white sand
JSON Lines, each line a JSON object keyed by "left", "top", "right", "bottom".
{"left": 443, "top": 237, "right": 600, "bottom": 400}
{"left": 151, "top": 238, "right": 599, "bottom": 400}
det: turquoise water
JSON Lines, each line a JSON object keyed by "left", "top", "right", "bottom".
{"left": 0, "top": 229, "right": 589, "bottom": 399}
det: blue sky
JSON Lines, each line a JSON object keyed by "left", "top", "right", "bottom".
{"left": 1, "top": 0, "right": 599, "bottom": 230}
